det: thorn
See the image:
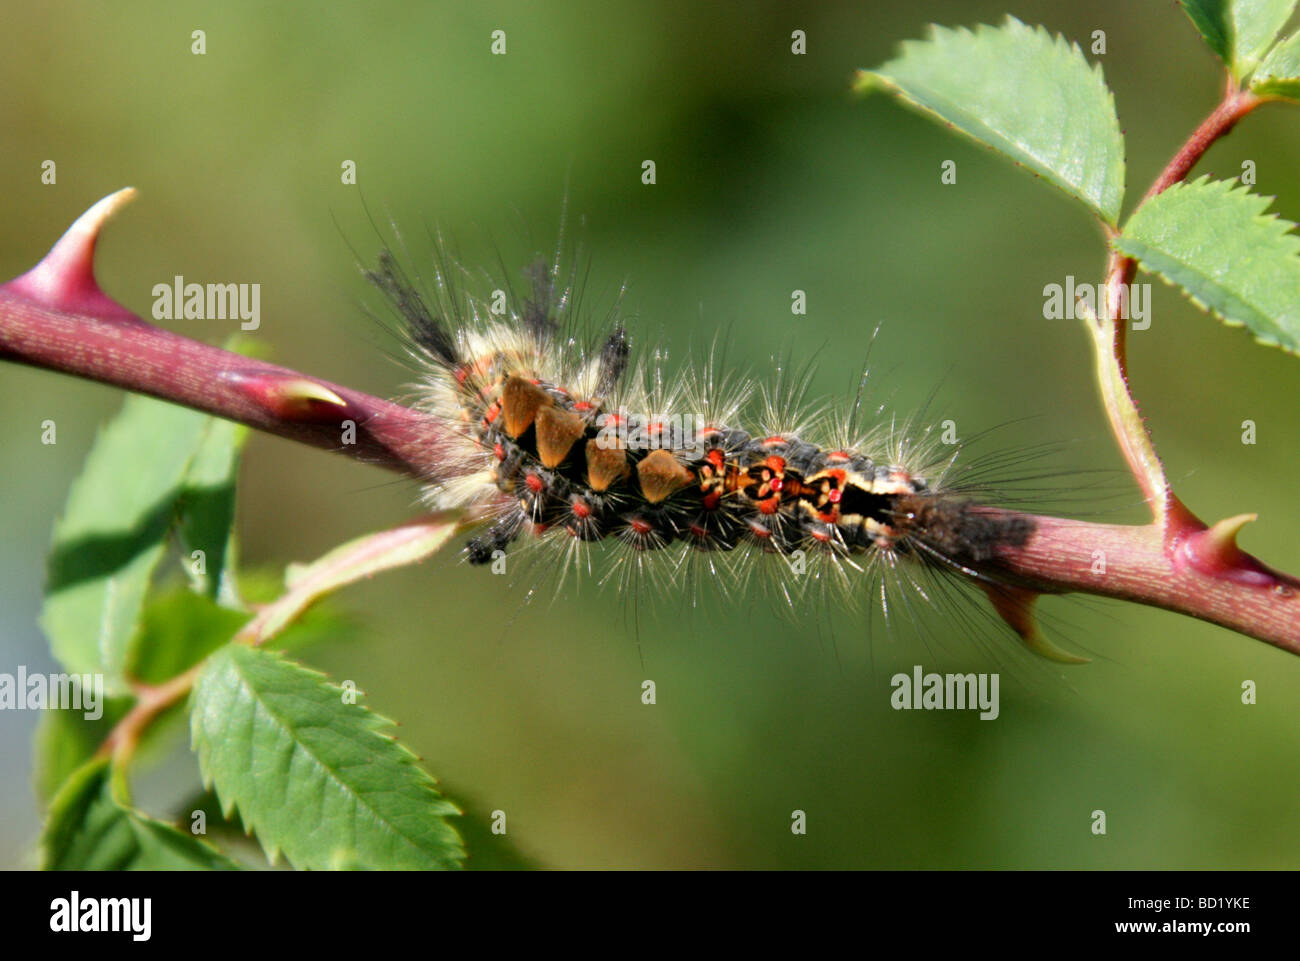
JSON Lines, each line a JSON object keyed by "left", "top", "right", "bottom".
{"left": 2, "top": 187, "right": 143, "bottom": 323}
{"left": 981, "top": 583, "right": 1090, "bottom": 664}
{"left": 1203, "top": 512, "right": 1257, "bottom": 558}
{"left": 1179, "top": 512, "right": 1278, "bottom": 587}
{"left": 223, "top": 370, "right": 351, "bottom": 421}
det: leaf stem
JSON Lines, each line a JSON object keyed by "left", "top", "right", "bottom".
{"left": 1094, "top": 85, "right": 1265, "bottom": 524}
{"left": 97, "top": 665, "right": 202, "bottom": 768}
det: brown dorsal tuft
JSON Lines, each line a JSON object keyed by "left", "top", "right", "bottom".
{"left": 501, "top": 375, "right": 552, "bottom": 438}
{"left": 636, "top": 449, "right": 693, "bottom": 504}
{"left": 535, "top": 404, "right": 586, "bottom": 468}
{"left": 585, "top": 438, "right": 631, "bottom": 491}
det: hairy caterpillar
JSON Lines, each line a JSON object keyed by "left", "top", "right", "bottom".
{"left": 364, "top": 234, "right": 1080, "bottom": 662}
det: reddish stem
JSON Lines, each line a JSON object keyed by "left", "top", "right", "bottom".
{"left": 985, "top": 511, "right": 1300, "bottom": 656}
{"left": 1139, "top": 88, "right": 1261, "bottom": 204}
{"left": 0, "top": 292, "right": 456, "bottom": 481}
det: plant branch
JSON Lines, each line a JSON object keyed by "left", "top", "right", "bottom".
{"left": 1, "top": 187, "right": 1297, "bottom": 655}
{"left": 983, "top": 509, "right": 1300, "bottom": 657}
{"left": 0, "top": 191, "right": 461, "bottom": 484}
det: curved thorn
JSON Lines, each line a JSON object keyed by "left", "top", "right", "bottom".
{"left": 981, "top": 583, "right": 1090, "bottom": 664}
{"left": 2, "top": 187, "right": 143, "bottom": 323}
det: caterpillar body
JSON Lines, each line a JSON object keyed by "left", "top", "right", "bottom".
{"left": 367, "top": 243, "right": 1075, "bottom": 662}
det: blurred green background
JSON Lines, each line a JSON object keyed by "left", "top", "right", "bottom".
{"left": 2, "top": 0, "right": 1299, "bottom": 869}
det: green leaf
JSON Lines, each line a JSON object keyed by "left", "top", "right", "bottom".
{"left": 42, "top": 759, "right": 238, "bottom": 870}
{"left": 857, "top": 16, "right": 1125, "bottom": 223}
{"left": 1233, "top": 0, "right": 1297, "bottom": 77}
{"left": 40, "top": 396, "right": 215, "bottom": 691}
{"left": 1251, "top": 29, "right": 1300, "bottom": 96}
{"left": 1179, "top": 0, "right": 1297, "bottom": 77}
{"left": 127, "top": 587, "right": 251, "bottom": 685}
{"left": 1180, "top": 0, "right": 1232, "bottom": 61}
{"left": 177, "top": 417, "right": 250, "bottom": 606}
{"left": 1114, "top": 177, "right": 1300, "bottom": 355}
{"left": 191, "top": 645, "right": 464, "bottom": 870}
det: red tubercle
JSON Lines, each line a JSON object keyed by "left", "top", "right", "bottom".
{"left": 524, "top": 473, "right": 544, "bottom": 493}
{"left": 571, "top": 497, "right": 592, "bottom": 519}
{"left": 2, "top": 188, "right": 144, "bottom": 325}
{"left": 628, "top": 517, "right": 654, "bottom": 536}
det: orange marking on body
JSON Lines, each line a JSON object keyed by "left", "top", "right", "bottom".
{"left": 758, "top": 497, "right": 780, "bottom": 515}
{"left": 765, "top": 455, "right": 785, "bottom": 473}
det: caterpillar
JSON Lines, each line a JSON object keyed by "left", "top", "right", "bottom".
{"left": 365, "top": 237, "right": 1082, "bottom": 663}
